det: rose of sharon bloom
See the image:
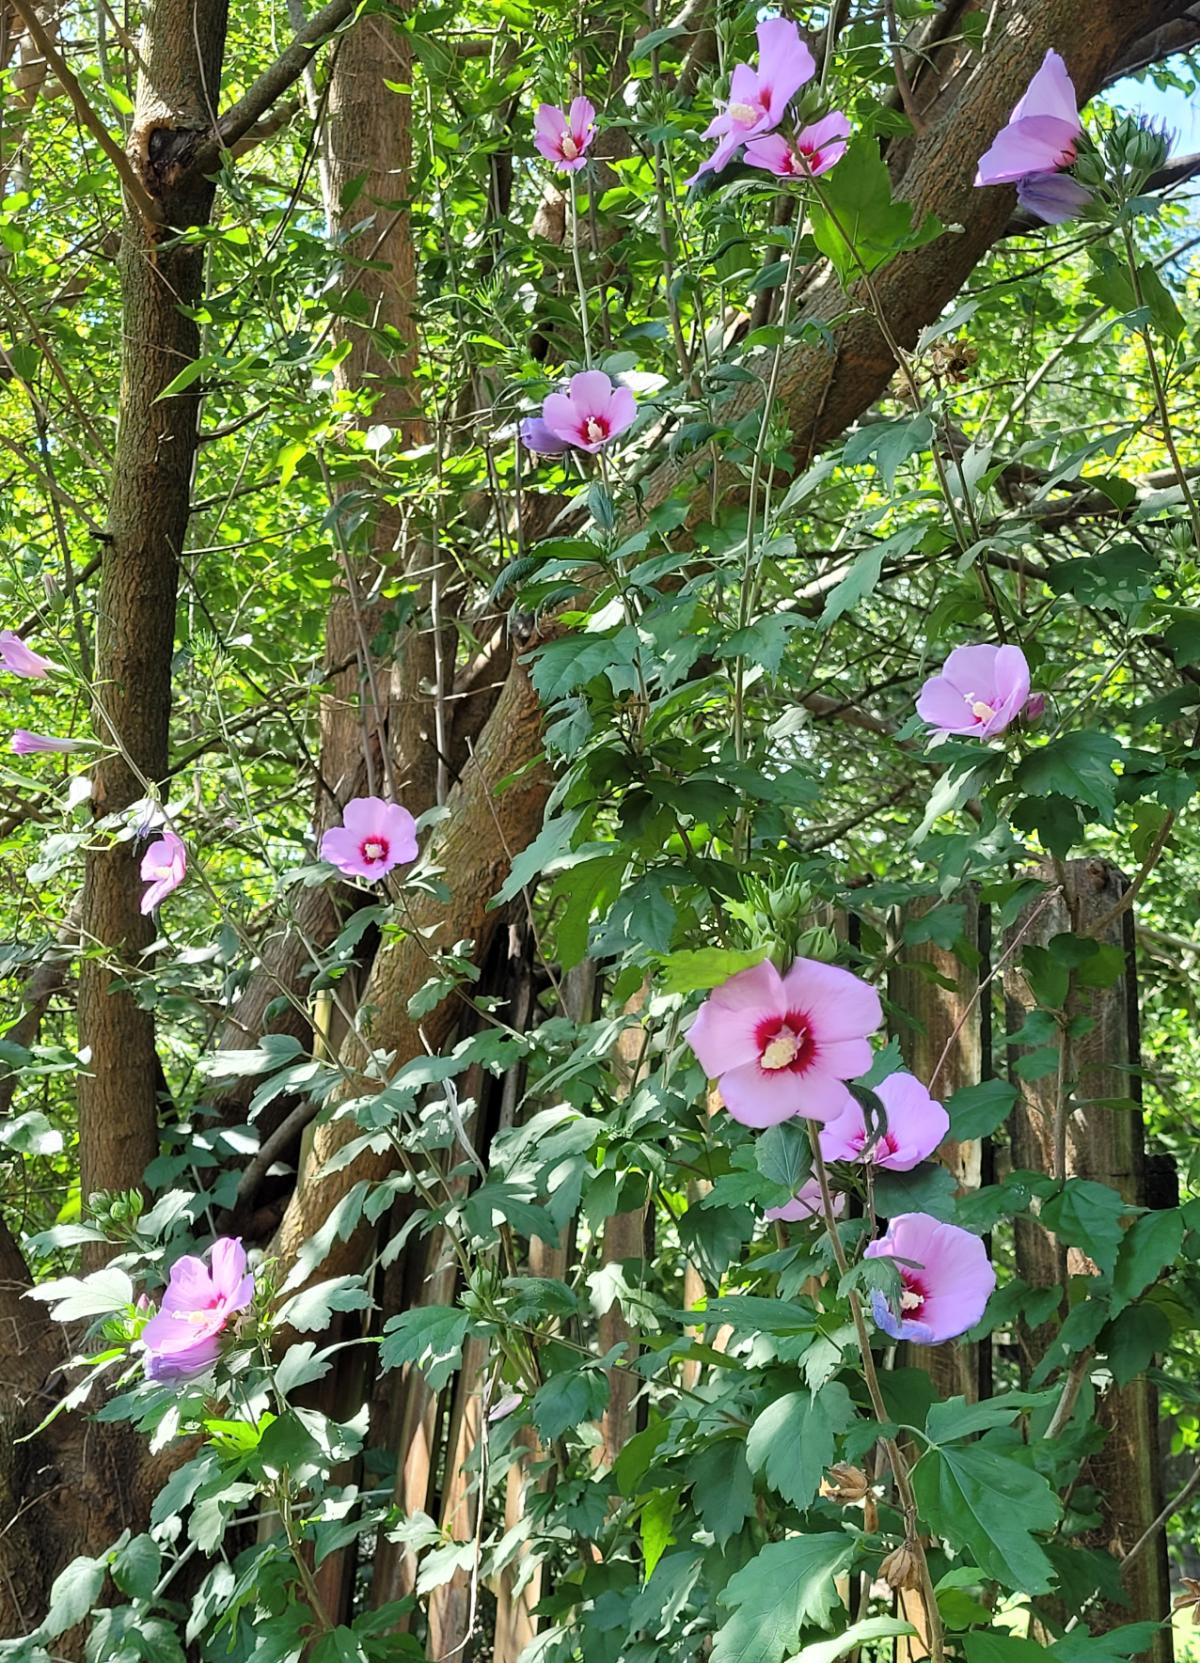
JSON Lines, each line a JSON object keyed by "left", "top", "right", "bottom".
{"left": 533, "top": 97, "right": 596, "bottom": 172}
{"left": 0, "top": 631, "right": 56, "bottom": 678}
{"left": 686, "top": 957, "right": 882, "bottom": 1128}
{"left": 819, "top": 1072, "right": 949, "bottom": 1172}
{"left": 916, "top": 643, "right": 1031, "bottom": 739}
{"left": 140, "top": 830, "right": 187, "bottom": 914}
{"left": 689, "top": 17, "right": 815, "bottom": 181}
{"left": 744, "top": 111, "right": 851, "bottom": 178}
{"left": 520, "top": 415, "right": 569, "bottom": 456}
{"left": 864, "top": 1212, "right": 996, "bottom": 1344}
{"left": 11, "top": 730, "right": 80, "bottom": 756}
{"left": 765, "top": 1174, "right": 845, "bottom": 1223}
{"left": 141, "top": 1237, "right": 254, "bottom": 1382}
{"left": 975, "top": 50, "right": 1092, "bottom": 224}
{"left": 541, "top": 371, "right": 636, "bottom": 454}
{"left": 321, "top": 796, "right": 418, "bottom": 880}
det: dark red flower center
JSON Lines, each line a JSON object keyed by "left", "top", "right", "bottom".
{"left": 360, "top": 836, "right": 389, "bottom": 865}
{"left": 754, "top": 1011, "right": 815, "bottom": 1074}
{"left": 853, "top": 1126, "right": 899, "bottom": 1159}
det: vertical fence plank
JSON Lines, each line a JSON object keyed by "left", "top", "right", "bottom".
{"left": 1005, "top": 859, "right": 1172, "bottom": 1658}
{"left": 426, "top": 1334, "right": 490, "bottom": 1657}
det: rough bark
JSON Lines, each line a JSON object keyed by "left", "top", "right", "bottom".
{"left": 1005, "top": 861, "right": 1171, "bottom": 1656}
{"left": 76, "top": 0, "right": 231, "bottom": 1257}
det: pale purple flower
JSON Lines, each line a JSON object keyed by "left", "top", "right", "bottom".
{"left": 744, "top": 111, "right": 851, "bottom": 178}
{"left": 864, "top": 1212, "right": 995, "bottom": 1344}
{"left": 688, "top": 17, "right": 816, "bottom": 181}
{"left": 1016, "top": 170, "right": 1092, "bottom": 223}
{"left": 819, "top": 1072, "right": 949, "bottom": 1172}
{"left": 141, "top": 1237, "right": 254, "bottom": 1382}
{"left": 975, "top": 51, "right": 1091, "bottom": 223}
{"left": 540, "top": 371, "right": 636, "bottom": 454}
{"left": 139, "top": 830, "right": 187, "bottom": 914}
{"left": 0, "top": 631, "right": 56, "bottom": 678}
{"left": 1023, "top": 691, "right": 1046, "bottom": 724}
{"left": 916, "top": 644, "right": 1031, "bottom": 739}
{"left": 686, "top": 957, "right": 882, "bottom": 1128}
{"left": 765, "top": 1175, "right": 845, "bottom": 1223}
{"left": 11, "top": 730, "right": 79, "bottom": 756}
{"left": 320, "top": 796, "right": 418, "bottom": 880}
{"left": 520, "top": 416, "right": 570, "bottom": 456}
{"left": 534, "top": 98, "right": 596, "bottom": 172}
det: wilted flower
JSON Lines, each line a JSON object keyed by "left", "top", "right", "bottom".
{"left": 822, "top": 1462, "right": 871, "bottom": 1504}
{"left": 916, "top": 643, "right": 1032, "bottom": 739}
{"left": 11, "top": 730, "right": 80, "bottom": 756}
{"left": 864, "top": 1212, "right": 996, "bottom": 1344}
{"left": 1173, "top": 1577, "right": 1200, "bottom": 1626}
{"left": 744, "top": 111, "right": 851, "bottom": 178}
{"left": 688, "top": 17, "right": 815, "bottom": 181}
{"left": 533, "top": 98, "right": 596, "bottom": 171}
{"left": 140, "top": 1238, "right": 254, "bottom": 1382}
{"left": 0, "top": 631, "right": 56, "bottom": 678}
{"left": 764, "top": 1174, "right": 844, "bottom": 1223}
{"left": 686, "top": 957, "right": 882, "bottom": 1128}
{"left": 320, "top": 796, "right": 418, "bottom": 880}
{"left": 140, "top": 830, "right": 187, "bottom": 914}
{"left": 539, "top": 370, "right": 636, "bottom": 454}
{"left": 975, "top": 50, "right": 1092, "bottom": 224}
{"left": 820, "top": 1072, "right": 949, "bottom": 1172}
{"left": 880, "top": 1541, "right": 923, "bottom": 1591}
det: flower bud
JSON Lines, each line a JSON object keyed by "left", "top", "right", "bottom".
{"left": 880, "top": 1541, "right": 923, "bottom": 1592}
{"left": 1122, "top": 118, "right": 1171, "bottom": 175}
{"left": 822, "top": 1462, "right": 870, "bottom": 1504}
{"left": 1022, "top": 692, "right": 1046, "bottom": 725}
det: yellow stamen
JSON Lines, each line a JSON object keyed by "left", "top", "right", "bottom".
{"left": 561, "top": 134, "right": 579, "bottom": 160}
{"left": 728, "top": 100, "right": 758, "bottom": 125}
{"left": 760, "top": 1029, "right": 799, "bottom": 1070}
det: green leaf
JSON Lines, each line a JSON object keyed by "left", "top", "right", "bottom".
{"left": 110, "top": 1533, "right": 161, "bottom": 1600}
{"left": 843, "top": 414, "right": 933, "bottom": 490}
{"left": 964, "top": 1637, "right": 1049, "bottom": 1663}
{"left": 656, "top": 945, "right": 767, "bottom": 995}
{"left": 873, "top": 1162, "right": 958, "bottom": 1221}
{"left": 687, "top": 1437, "right": 754, "bottom": 1547}
{"left": 276, "top": 1276, "right": 372, "bottom": 1333}
{"left": 912, "top": 1444, "right": 1061, "bottom": 1593}
{"left": 745, "top": 1383, "right": 855, "bottom": 1509}
{"left": 41, "top": 1555, "right": 106, "bottom": 1639}
{"left": 791, "top": 1617, "right": 917, "bottom": 1662}
{"left": 1040, "top": 1179, "right": 1128, "bottom": 1276}
{"left": 946, "top": 1079, "right": 1017, "bottom": 1140}
{"left": 380, "top": 1306, "right": 468, "bottom": 1390}
{"left": 755, "top": 1119, "right": 814, "bottom": 1195}
{"left": 1052, "top": 1623, "right": 1164, "bottom": 1661}
{"left": 493, "top": 810, "right": 582, "bottom": 903}
{"left": 1014, "top": 733, "right": 1125, "bottom": 817}
{"left": 639, "top": 1487, "right": 678, "bottom": 1579}
{"left": 925, "top": 1390, "right": 1054, "bottom": 1445}
{"left": 1103, "top": 1301, "right": 1171, "bottom": 1386}
{"left": 712, "top": 1534, "right": 856, "bottom": 1663}
{"left": 810, "top": 138, "right": 940, "bottom": 282}
{"left": 531, "top": 1367, "right": 608, "bottom": 1440}
{"left": 309, "top": 1627, "right": 369, "bottom": 1663}
{"left": 1112, "top": 1208, "right": 1183, "bottom": 1305}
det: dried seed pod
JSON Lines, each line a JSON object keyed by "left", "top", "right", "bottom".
{"left": 821, "top": 1462, "right": 870, "bottom": 1504}
{"left": 880, "top": 1541, "right": 922, "bottom": 1592}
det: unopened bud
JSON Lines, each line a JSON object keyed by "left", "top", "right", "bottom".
{"left": 1022, "top": 691, "right": 1046, "bottom": 725}
{"left": 1123, "top": 120, "right": 1171, "bottom": 175}
{"left": 880, "top": 1541, "right": 923, "bottom": 1592}
{"left": 822, "top": 1462, "right": 870, "bottom": 1504}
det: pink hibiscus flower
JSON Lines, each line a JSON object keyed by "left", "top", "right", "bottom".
{"left": 765, "top": 1174, "right": 845, "bottom": 1223}
{"left": 141, "top": 1237, "right": 255, "bottom": 1381}
{"left": 744, "top": 111, "right": 851, "bottom": 178}
{"left": 11, "top": 731, "right": 80, "bottom": 756}
{"left": 916, "top": 643, "right": 1032, "bottom": 739}
{"left": 975, "top": 50, "right": 1092, "bottom": 223}
{"left": 864, "top": 1212, "right": 995, "bottom": 1344}
{"left": 0, "top": 631, "right": 56, "bottom": 678}
{"left": 688, "top": 17, "right": 816, "bottom": 181}
{"left": 540, "top": 370, "right": 636, "bottom": 454}
{"left": 819, "top": 1072, "right": 949, "bottom": 1172}
{"left": 140, "top": 830, "right": 187, "bottom": 914}
{"left": 320, "top": 796, "right": 418, "bottom": 880}
{"left": 686, "top": 957, "right": 882, "bottom": 1128}
{"left": 534, "top": 97, "right": 596, "bottom": 172}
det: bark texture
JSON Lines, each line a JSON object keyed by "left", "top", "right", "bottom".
{"left": 77, "top": 0, "right": 231, "bottom": 1253}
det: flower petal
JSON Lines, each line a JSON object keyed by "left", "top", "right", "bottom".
{"left": 780, "top": 957, "right": 881, "bottom": 1043}
{"left": 1011, "top": 50, "right": 1079, "bottom": 128}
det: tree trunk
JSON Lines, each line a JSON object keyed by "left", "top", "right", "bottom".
{"left": 1005, "top": 860, "right": 1171, "bottom": 1657}
{"left": 77, "top": 0, "right": 231, "bottom": 1257}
